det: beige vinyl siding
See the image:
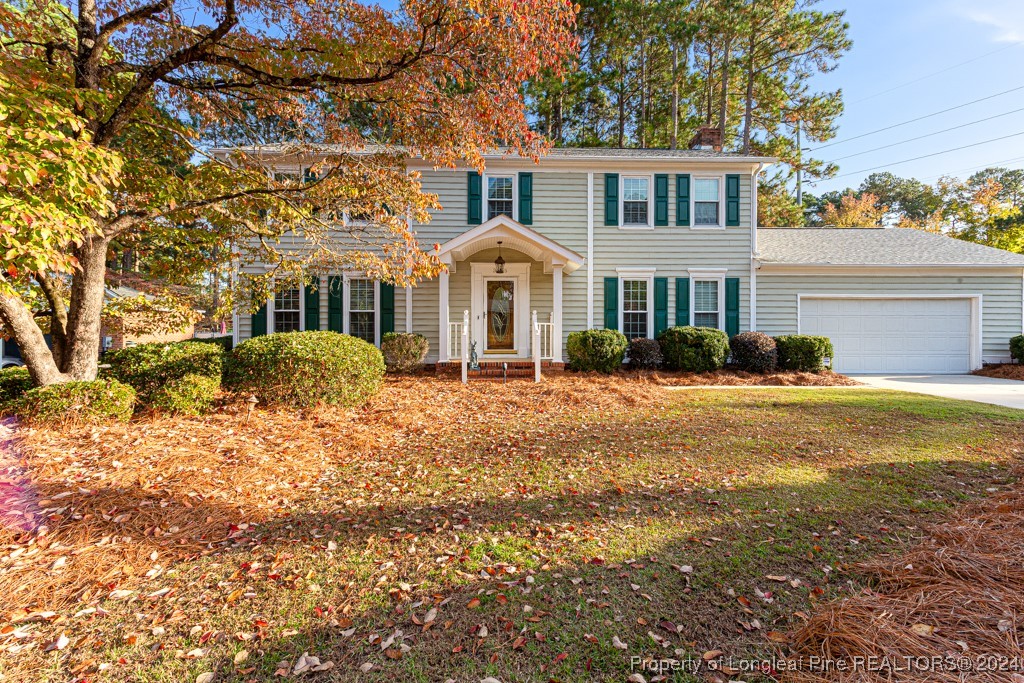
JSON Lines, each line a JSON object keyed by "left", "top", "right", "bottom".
{"left": 755, "top": 270, "right": 1024, "bottom": 363}
{"left": 592, "top": 173, "right": 753, "bottom": 332}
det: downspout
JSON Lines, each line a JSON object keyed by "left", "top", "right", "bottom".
{"left": 750, "top": 163, "right": 764, "bottom": 331}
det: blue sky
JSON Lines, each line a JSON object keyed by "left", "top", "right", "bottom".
{"left": 806, "top": 0, "right": 1024, "bottom": 194}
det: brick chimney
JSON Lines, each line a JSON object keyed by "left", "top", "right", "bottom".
{"left": 688, "top": 126, "right": 723, "bottom": 152}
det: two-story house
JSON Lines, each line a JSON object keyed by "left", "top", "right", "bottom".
{"left": 228, "top": 141, "right": 1024, "bottom": 375}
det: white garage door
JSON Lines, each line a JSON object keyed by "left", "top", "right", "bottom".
{"left": 799, "top": 298, "right": 973, "bottom": 374}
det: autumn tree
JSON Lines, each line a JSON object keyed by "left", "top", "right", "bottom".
{"left": 0, "top": 0, "right": 578, "bottom": 386}
{"left": 817, "top": 192, "right": 886, "bottom": 227}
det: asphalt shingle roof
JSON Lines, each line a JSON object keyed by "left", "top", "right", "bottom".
{"left": 756, "top": 227, "right": 1024, "bottom": 267}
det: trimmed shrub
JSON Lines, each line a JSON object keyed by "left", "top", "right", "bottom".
{"left": 729, "top": 331, "right": 778, "bottom": 373}
{"left": 19, "top": 379, "right": 135, "bottom": 425}
{"left": 775, "top": 335, "right": 834, "bottom": 372}
{"left": 657, "top": 326, "right": 729, "bottom": 372}
{"left": 0, "top": 367, "right": 33, "bottom": 412}
{"left": 150, "top": 374, "right": 220, "bottom": 415}
{"left": 1011, "top": 335, "right": 1024, "bottom": 363}
{"left": 196, "top": 335, "right": 233, "bottom": 352}
{"left": 225, "top": 331, "right": 384, "bottom": 408}
{"left": 628, "top": 337, "right": 663, "bottom": 370}
{"left": 105, "top": 341, "right": 223, "bottom": 404}
{"left": 566, "top": 329, "right": 628, "bottom": 373}
{"left": 381, "top": 332, "right": 429, "bottom": 373}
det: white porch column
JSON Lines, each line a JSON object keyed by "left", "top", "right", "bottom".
{"left": 552, "top": 263, "right": 564, "bottom": 363}
{"left": 438, "top": 261, "right": 450, "bottom": 362}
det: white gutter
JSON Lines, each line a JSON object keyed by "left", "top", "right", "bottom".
{"left": 749, "top": 162, "right": 764, "bottom": 331}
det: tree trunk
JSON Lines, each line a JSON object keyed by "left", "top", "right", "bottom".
{"left": 617, "top": 59, "right": 626, "bottom": 147}
{"left": 36, "top": 272, "right": 68, "bottom": 368}
{"left": 670, "top": 45, "right": 679, "bottom": 150}
{"left": 0, "top": 292, "right": 67, "bottom": 385}
{"left": 62, "top": 234, "right": 110, "bottom": 380}
{"left": 742, "top": 33, "right": 756, "bottom": 155}
{"left": 718, "top": 34, "right": 731, "bottom": 146}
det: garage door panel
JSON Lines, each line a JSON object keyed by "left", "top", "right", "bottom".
{"left": 800, "top": 298, "right": 972, "bottom": 374}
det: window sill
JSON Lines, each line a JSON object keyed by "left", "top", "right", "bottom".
{"left": 618, "top": 224, "right": 655, "bottom": 231}
{"left": 690, "top": 225, "right": 726, "bottom": 230}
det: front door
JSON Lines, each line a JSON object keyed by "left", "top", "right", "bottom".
{"left": 485, "top": 279, "right": 516, "bottom": 352}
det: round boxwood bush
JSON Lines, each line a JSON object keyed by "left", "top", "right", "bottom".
{"left": 657, "top": 326, "right": 729, "bottom": 372}
{"left": 150, "top": 374, "right": 220, "bottom": 415}
{"left": 0, "top": 366, "right": 33, "bottom": 412}
{"left": 381, "top": 332, "right": 429, "bottom": 373}
{"left": 566, "top": 329, "right": 628, "bottom": 373}
{"left": 729, "top": 331, "right": 778, "bottom": 373}
{"left": 225, "top": 331, "right": 384, "bottom": 408}
{"left": 628, "top": 337, "right": 663, "bottom": 370}
{"left": 105, "top": 341, "right": 223, "bottom": 404}
{"left": 19, "top": 379, "right": 136, "bottom": 425}
{"left": 1011, "top": 334, "right": 1024, "bottom": 363}
{"left": 775, "top": 335, "right": 834, "bottom": 372}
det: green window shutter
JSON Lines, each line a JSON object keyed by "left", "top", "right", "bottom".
{"left": 304, "top": 278, "right": 320, "bottom": 331}
{"left": 725, "top": 277, "right": 740, "bottom": 337}
{"left": 518, "top": 172, "right": 533, "bottom": 225}
{"left": 726, "top": 174, "right": 741, "bottom": 227}
{"left": 327, "top": 275, "right": 344, "bottom": 333}
{"left": 302, "top": 167, "right": 316, "bottom": 184}
{"left": 654, "top": 174, "right": 669, "bottom": 226}
{"left": 380, "top": 282, "right": 395, "bottom": 337}
{"left": 603, "top": 277, "right": 618, "bottom": 330}
{"left": 675, "top": 278, "right": 690, "bottom": 327}
{"left": 251, "top": 303, "right": 268, "bottom": 337}
{"left": 467, "top": 171, "right": 482, "bottom": 225}
{"left": 675, "top": 174, "right": 690, "bottom": 226}
{"left": 604, "top": 173, "right": 619, "bottom": 226}
{"left": 654, "top": 277, "right": 668, "bottom": 336}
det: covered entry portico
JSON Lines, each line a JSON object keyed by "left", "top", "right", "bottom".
{"left": 437, "top": 215, "right": 583, "bottom": 363}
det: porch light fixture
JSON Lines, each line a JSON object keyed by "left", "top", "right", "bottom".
{"left": 494, "top": 241, "right": 506, "bottom": 274}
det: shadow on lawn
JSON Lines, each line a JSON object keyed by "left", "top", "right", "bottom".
{"left": 95, "top": 457, "right": 1015, "bottom": 683}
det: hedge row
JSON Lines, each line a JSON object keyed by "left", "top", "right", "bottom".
{"left": 566, "top": 328, "right": 834, "bottom": 374}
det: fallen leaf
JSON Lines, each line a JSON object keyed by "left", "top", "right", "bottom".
{"left": 910, "top": 624, "right": 936, "bottom": 637}
{"left": 196, "top": 674, "right": 215, "bottom": 683}
{"left": 467, "top": 598, "right": 481, "bottom": 609}
{"left": 612, "top": 636, "right": 628, "bottom": 650}
{"left": 43, "top": 633, "right": 69, "bottom": 652}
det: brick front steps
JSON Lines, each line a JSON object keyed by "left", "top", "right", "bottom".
{"left": 434, "top": 360, "right": 565, "bottom": 380}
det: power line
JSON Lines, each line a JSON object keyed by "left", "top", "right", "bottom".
{"left": 849, "top": 40, "right": 1024, "bottom": 105}
{"left": 917, "top": 155, "right": 1024, "bottom": 182}
{"left": 825, "top": 106, "right": 1024, "bottom": 163}
{"left": 829, "top": 130, "right": 1024, "bottom": 181}
{"left": 808, "top": 84, "right": 1024, "bottom": 152}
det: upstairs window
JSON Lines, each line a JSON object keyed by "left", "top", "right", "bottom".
{"left": 622, "top": 176, "right": 650, "bottom": 226}
{"left": 487, "top": 175, "right": 514, "bottom": 220}
{"left": 693, "top": 280, "right": 720, "bottom": 328}
{"left": 694, "top": 178, "right": 721, "bottom": 226}
{"left": 349, "top": 279, "right": 376, "bottom": 344}
{"left": 274, "top": 288, "right": 301, "bottom": 332}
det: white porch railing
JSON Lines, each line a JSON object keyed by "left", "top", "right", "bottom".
{"left": 535, "top": 312, "right": 554, "bottom": 361}
{"left": 447, "top": 319, "right": 464, "bottom": 361}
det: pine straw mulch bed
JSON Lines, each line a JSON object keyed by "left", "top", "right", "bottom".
{"left": 781, "top": 466, "right": 1024, "bottom": 683}
{"left": 974, "top": 363, "right": 1024, "bottom": 381}
{"left": 0, "top": 375, "right": 669, "bottom": 613}
{"left": 636, "top": 368, "right": 857, "bottom": 386}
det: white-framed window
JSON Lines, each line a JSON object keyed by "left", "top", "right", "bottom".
{"left": 687, "top": 269, "right": 727, "bottom": 330}
{"left": 348, "top": 278, "right": 377, "bottom": 344}
{"left": 486, "top": 174, "right": 515, "bottom": 220}
{"left": 621, "top": 175, "right": 651, "bottom": 227}
{"left": 616, "top": 268, "right": 656, "bottom": 339}
{"left": 693, "top": 177, "right": 723, "bottom": 227}
{"left": 273, "top": 287, "right": 302, "bottom": 333}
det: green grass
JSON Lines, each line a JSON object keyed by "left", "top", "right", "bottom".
{"left": 2, "top": 385, "right": 1021, "bottom": 683}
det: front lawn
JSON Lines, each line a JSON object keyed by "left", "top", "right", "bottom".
{"left": 1, "top": 377, "right": 1021, "bottom": 682}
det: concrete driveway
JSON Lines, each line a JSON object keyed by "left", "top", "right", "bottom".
{"left": 851, "top": 375, "right": 1024, "bottom": 410}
